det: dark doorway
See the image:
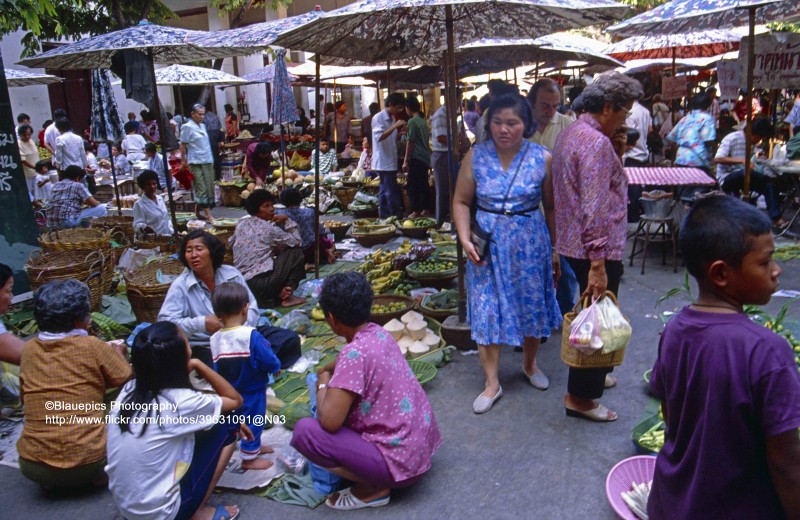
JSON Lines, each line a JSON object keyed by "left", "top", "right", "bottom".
{"left": 173, "top": 85, "right": 216, "bottom": 118}
{"left": 43, "top": 42, "right": 92, "bottom": 137}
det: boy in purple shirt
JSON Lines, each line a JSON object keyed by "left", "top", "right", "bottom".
{"left": 648, "top": 195, "right": 800, "bottom": 520}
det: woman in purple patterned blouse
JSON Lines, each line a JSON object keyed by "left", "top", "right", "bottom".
{"left": 552, "top": 72, "right": 644, "bottom": 422}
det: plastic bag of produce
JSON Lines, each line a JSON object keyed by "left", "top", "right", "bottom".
{"left": 569, "top": 297, "right": 602, "bottom": 354}
{"left": 276, "top": 310, "right": 312, "bottom": 336}
{"left": 595, "top": 295, "right": 632, "bottom": 355}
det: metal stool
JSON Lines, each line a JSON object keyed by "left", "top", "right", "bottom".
{"left": 629, "top": 215, "right": 678, "bottom": 274}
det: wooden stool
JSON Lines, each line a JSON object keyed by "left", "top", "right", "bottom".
{"left": 629, "top": 215, "right": 678, "bottom": 274}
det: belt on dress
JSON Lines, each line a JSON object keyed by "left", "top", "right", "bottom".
{"left": 477, "top": 205, "right": 539, "bottom": 217}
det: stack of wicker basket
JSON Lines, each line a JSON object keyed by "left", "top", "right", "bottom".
{"left": 124, "top": 257, "right": 186, "bottom": 323}
{"left": 134, "top": 232, "right": 180, "bottom": 255}
{"left": 38, "top": 228, "right": 115, "bottom": 294}
{"left": 25, "top": 249, "right": 106, "bottom": 311}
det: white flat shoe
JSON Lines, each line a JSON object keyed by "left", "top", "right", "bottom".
{"left": 524, "top": 369, "right": 550, "bottom": 390}
{"left": 472, "top": 386, "right": 503, "bottom": 414}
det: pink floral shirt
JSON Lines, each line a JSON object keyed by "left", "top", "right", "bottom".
{"left": 552, "top": 114, "right": 628, "bottom": 261}
{"left": 329, "top": 323, "right": 442, "bottom": 482}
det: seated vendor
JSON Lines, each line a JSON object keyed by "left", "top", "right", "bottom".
{"left": 0, "top": 263, "right": 23, "bottom": 365}
{"left": 144, "top": 142, "right": 166, "bottom": 188}
{"left": 158, "top": 230, "right": 259, "bottom": 366}
{"left": 245, "top": 141, "right": 272, "bottom": 187}
{"left": 18, "top": 279, "right": 131, "bottom": 490}
{"left": 229, "top": 190, "right": 306, "bottom": 309}
{"left": 311, "top": 140, "right": 338, "bottom": 177}
{"left": 277, "top": 187, "right": 336, "bottom": 264}
{"left": 291, "top": 272, "right": 442, "bottom": 510}
{"left": 133, "top": 169, "right": 173, "bottom": 236}
{"left": 45, "top": 164, "right": 107, "bottom": 229}
{"left": 111, "top": 145, "right": 131, "bottom": 176}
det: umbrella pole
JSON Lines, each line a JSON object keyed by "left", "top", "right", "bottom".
{"left": 743, "top": 6, "right": 756, "bottom": 199}
{"left": 333, "top": 77, "right": 338, "bottom": 146}
{"left": 513, "top": 60, "right": 518, "bottom": 85}
{"left": 376, "top": 73, "right": 382, "bottom": 110}
{"left": 109, "top": 142, "right": 122, "bottom": 216}
{"left": 386, "top": 61, "right": 391, "bottom": 92}
{"left": 444, "top": 5, "right": 466, "bottom": 324}
{"left": 314, "top": 56, "right": 321, "bottom": 278}
{"left": 148, "top": 49, "right": 179, "bottom": 234}
{"left": 535, "top": 62, "right": 539, "bottom": 80}
{"left": 672, "top": 48, "right": 678, "bottom": 125}
{"left": 178, "top": 86, "right": 184, "bottom": 119}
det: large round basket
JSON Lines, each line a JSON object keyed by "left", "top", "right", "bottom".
{"left": 405, "top": 261, "right": 458, "bottom": 287}
{"left": 361, "top": 184, "right": 380, "bottom": 195}
{"left": 396, "top": 221, "right": 436, "bottom": 239}
{"left": 39, "top": 228, "right": 111, "bottom": 253}
{"left": 352, "top": 227, "right": 397, "bottom": 247}
{"left": 369, "top": 295, "right": 416, "bottom": 325}
{"left": 334, "top": 187, "right": 358, "bottom": 209}
{"left": 124, "top": 258, "right": 186, "bottom": 324}
{"left": 605, "top": 456, "right": 657, "bottom": 520}
{"left": 89, "top": 215, "right": 135, "bottom": 243}
{"left": 350, "top": 205, "right": 379, "bottom": 218}
{"left": 326, "top": 223, "right": 350, "bottom": 242}
{"left": 25, "top": 249, "right": 106, "bottom": 311}
{"left": 341, "top": 178, "right": 363, "bottom": 189}
{"left": 219, "top": 184, "right": 246, "bottom": 207}
{"left": 134, "top": 233, "right": 180, "bottom": 254}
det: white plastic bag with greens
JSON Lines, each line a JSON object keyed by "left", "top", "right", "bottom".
{"left": 569, "top": 297, "right": 602, "bottom": 354}
{"left": 595, "top": 294, "right": 632, "bottom": 355}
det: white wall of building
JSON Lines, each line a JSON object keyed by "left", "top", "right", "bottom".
{"left": 1, "top": 30, "right": 53, "bottom": 129}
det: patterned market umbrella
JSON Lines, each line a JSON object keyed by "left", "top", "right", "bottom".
{"left": 272, "top": 0, "right": 630, "bottom": 323}
{"left": 90, "top": 69, "right": 125, "bottom": 214}
{"left": 270, "top": 49, "right": 299, "bottom": 188}
{"left": 233, "top": 64, "right": 299, "bottom": 86}
{"left": 604, "top": 28, "right": 748, "bottom": 61}
{"left": 4, "top": 68, "right": 61, "bottom": 87}
{"left": 145, "top": 64, "right": 246, "bottom": 86}
{"left": 607, "top": 0, "right": 800, "bottom": 198}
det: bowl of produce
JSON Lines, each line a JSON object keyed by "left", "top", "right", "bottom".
{"left": 396, "top": 217, "right": 437, "bottom": 239}
{"left": 351, "top": 224, "right": 397, "bottom": 247}
{"left": 370, "top": 295, "right": 417, "bottom": 325}
{"left": 420, "top": 289, "right": 458, "bottom": 320}
{"left": 349, "top": 201, "right": 379, "bottom": 218}
{"left": 325, "top": 220, "right": 351, "bottom": 241}
{"left": 407, "top": 359, "right": 438, "bottom": 385}
{"left": 406, "top": 257, "right": 458, "bottom": 286}
{"left": 605, "top": 455, "right": 657, "bottom": 520}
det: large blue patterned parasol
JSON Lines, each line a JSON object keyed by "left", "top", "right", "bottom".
{"left": 4, "top": 68, "right": 61, "bottom": 87}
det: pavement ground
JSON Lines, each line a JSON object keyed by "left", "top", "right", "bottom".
{"left": 2, "top": 215, "right": 798, "bottom": 520}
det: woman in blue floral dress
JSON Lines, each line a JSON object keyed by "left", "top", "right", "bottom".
{"left": 453, "top": 94, "right": 561, "bottom": 414}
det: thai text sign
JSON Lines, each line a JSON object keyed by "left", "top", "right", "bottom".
{"left": 717, "top": 60, "right": 739, "bottom": 99}
{"left": 661, "top": 76, "right": 687, "bottom": 101}
{"left": 739, "top": 32, "right": 800, "bottom": 90}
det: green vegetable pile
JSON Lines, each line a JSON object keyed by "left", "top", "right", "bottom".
{"left": 371, "top": 301, "right": 407, "bottom": 314}
{"left": 411, "top": 258, "right": 455, "bottom": 273}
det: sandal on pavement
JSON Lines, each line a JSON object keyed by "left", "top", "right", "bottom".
{"left": 326, "top": 488, "right": 390, "bottom": 510}
{"left": 604, "top": 375, "right": 618, "bottom": 389}
{"left": 565, "top": 403, "right": 617, "bottom": 422}
{"left": 211, "top": 505, "right": 239, "bottom": 520}
{"left": 524, "top": 369, "right": 550, "bottom": 390}
{"left": 472, "top": 386, "right": 503, "bottom": 414}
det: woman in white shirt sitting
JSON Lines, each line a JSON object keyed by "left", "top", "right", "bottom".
{"left": 133, "top": 170, "right": 173, "bottom": 236}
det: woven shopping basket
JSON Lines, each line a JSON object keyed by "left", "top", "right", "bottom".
{"left": 124, "top": 257, "right": 186, "bottom": 324}
{"left": 25, "top": 249, "right": 106, "bottom": 311}
{"left": 134, "top": 232, "right": 180, "bottom": 254}
{"left": 560, "top": 291, "right": 628, "bottom": 369}
{"left": 89, "top": 215, "right": 135, "bottom": 243}
{"left": 39, "top": 228, "right": 115, "bottom": 294}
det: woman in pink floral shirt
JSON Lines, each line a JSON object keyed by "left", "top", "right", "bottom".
{"left": 552, "top": 72, "right": 644, "bottom": 423}
{"left": 292, "top": 272, "right": 441, "bottom": 510}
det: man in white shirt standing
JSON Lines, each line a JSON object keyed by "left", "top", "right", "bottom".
{"left": 44, "top": 108, "right": 67, "bottom": 166}
{"left": 526, "top": 78, "right": 573, "bottom": 152}
{"left": 54, "top": 119, "right": 87, "bottom": 173}
{"left": 430, "top": 103, "right": 451, "bottom": 225}
{"left": 624, "top": 99, "right": 654, "bottom": 223}
{"left": 371, "top": 93, "right": 407, "bottom": 218}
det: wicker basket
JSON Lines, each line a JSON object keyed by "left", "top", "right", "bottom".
{"left": 134, "top": 233, "right": 180, "bottom": 254}
{"left": 25, "top": 249, "right": 106, "bottom": 311}
{"left": 219, "top": 184, "right": 246, "bottom": 207}
{"left": 560, "top": 292, "right": 628, "bottom": 369}
{"left": 89, "top": 216, "right": 135, "bottom": 243}
{"left": 396, "top": 222, "right": 435, "bottom": 239}
{"left": 334, "top": 187, "right": 358, "bottom": 209}
{"left": 326, "top": 223, "right": 350, "bottom": 242}
{"left": 352, "top": 228, "right": 397, "bottom": 247}
{"left": 419, "top": 290, "right": 458, "bottom": 320}
{"left": 212, "top": 230, "right": 234, "bottom": 265}
{"left": 124, "top": 258, "right": 186, "bottom": 324}
{"left": 405, "top": 261, "right": 459, "bottom": 287}
{"left": 370, "top": 295, "right": 416, "bottom": 325}
{"left": 39, "top": 228, "right": 111, "bottom": 253}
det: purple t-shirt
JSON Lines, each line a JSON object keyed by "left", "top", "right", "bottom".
{"left": 329, "top": 322, "right": 442, "bottom": 483}
{"left": 648, "top": 307, "right": 800, "bottom": 520}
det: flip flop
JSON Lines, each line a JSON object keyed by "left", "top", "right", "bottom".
{"left": 565, "top": 403, "right": 618, "bottom": 422}
{"left": 604, "top": 375, "right": 618, "bottom": 389}
{"left": 326, "top": 488, "right": 390, "bottom": 510}
{"left": 210, "top": 505, "right": 239, "bottom": 520}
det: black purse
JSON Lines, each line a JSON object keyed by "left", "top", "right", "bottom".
{"left": 470, "top": 144, "right": 530, "bottom": 260}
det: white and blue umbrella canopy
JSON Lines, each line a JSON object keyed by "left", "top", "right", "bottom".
{"left": 4, "top": 68, "right": 62, "bottom": 87}
{"left": 604, "top": 28, "right": 750, "bottom": 60}
{"left": 17, "top": 21, "right": 232, "bottom": 70}
{"left": 607, "top": 0, "right": 800, "bottom": 36}
{"left": 90, "top": 69, "right": 124, "bottom": 143}
{"left": 271, "top": 0, "right": 630, "bottom": 63}
{"left": 187, "top": 9, "right": 326, "bottom": 53}
{"left": 454, "top": 37, "right": 622, "bottom": 67}
{"left": 236, "top": 64, "right": 299, "bottom": 86}
{"left": 144, "top": 64, "right": 246, "bottom": 86}
{"left": 270, "top": 49, "right": 298, "bottom": 125}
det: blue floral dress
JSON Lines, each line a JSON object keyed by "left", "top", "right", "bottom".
{"left": 467, "top": 140, "right": 561, "bottom": 346}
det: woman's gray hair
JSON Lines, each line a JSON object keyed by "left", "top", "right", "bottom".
{"left": 574, "top": 72, "right": 644, "bottom": 114}
{"left": 191, "top": 103, "right": 205, "bottom": 113}
{"left": 33, "top": 279, "right": 91, "bottom": 333}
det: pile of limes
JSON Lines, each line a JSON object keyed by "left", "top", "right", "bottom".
{"left": 414, "top": 258, "right": 455, "bottom": 273}
{"left": 371, "top": 301, "right": 407, "bottom": 314}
